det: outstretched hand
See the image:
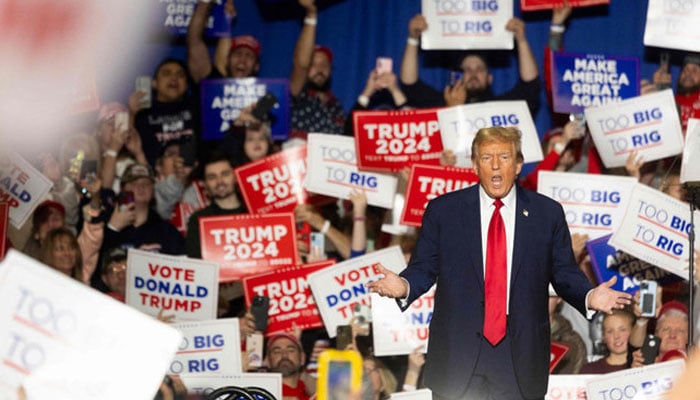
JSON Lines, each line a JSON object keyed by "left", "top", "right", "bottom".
{"left": 587, "top": 276, "right": 633, "bottom": 314}
{"left": 366, "top": 264, "right": 408, "bottom": 299}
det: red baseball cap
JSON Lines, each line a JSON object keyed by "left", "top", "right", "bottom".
{"left": 314, "top": 45, "right": 333, "bottom": 64}
{"left": 658, "top": 300, "right": 689, "bottom": 318}
{"left": 266, "top": 333, "right": 302, "bottom": 353}
{"left": 231, "top": 35, "right": 261, "bottom": 57}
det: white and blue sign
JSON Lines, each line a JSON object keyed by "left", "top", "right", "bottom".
{"left": 551, "top": 52, "right": 639, "bottom": 114}
{"left": 587, "top": 234, "right": 682, "bottom": 294}
{"left": 200, "top": 78, "right": 290, "bottom": 141}
{"left": 158, "top": 0, "right": 232, "bottom": 37}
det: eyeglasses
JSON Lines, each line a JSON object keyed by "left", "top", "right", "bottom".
{"left": 108, "top": 263, "right": 127, "bottom": 274}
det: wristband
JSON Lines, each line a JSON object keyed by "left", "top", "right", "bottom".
{"left": 304, "top": 17, "right": 317, "bottom": 26}
{"left": 550, "top": 24, "right": 565, "bottom": 33}
{"left": 357, "top": 95, "right": 370, "bottom": 108}
{"left": 403, "top": 384, "right": 416, "bottom": 392}
{"left": 320, "top": 220, "right": 331, "bottom": 235}
{"left": 553, "top": 142, "right": 566, "bottom": 155}
{"left": 353, "top": 216, "right": 366, "bottom": 221}
{"left": 103, "top": 150, "right": 118, "bottom": 158}
{"left": 407, "top": 37, "right": 419, "bottom": 46}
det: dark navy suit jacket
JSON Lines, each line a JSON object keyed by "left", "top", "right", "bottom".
{"left": 399, "top": 184, "right": 593, "bottom": 399}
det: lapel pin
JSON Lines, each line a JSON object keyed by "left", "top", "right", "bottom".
{"left": 523, "top": 209, "right": 529, "bottom": 217}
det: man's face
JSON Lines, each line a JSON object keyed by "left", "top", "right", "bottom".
{"left": 308, "top": 51, "right": 331, "bottom": 89}
{"left": 123, "top": 177, "right": 154, "bottom": 205}
{"left": 656, "top": 314, "right": 688, "bottom": 354}
{"left": 153, "top": 62, "right": 188, "bottom": 103}
{"left": 266, "top": 338, "right": 304, "bottom": 377}
{"left": 473, "top": 140, "right": 522, "bottom": 199}
{"left": 228, "top": 47, "right": 259, "bottom": 78}
{"left": 203, "top": 160, "right": 236, "bottom": 200}
{"left": 678, "top": 63, "right": 700, "bottom": 93}
{"left": 460, "top": 55, "right": 492, "bottom": 93}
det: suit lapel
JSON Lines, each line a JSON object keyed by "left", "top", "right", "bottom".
{"left": 461, "top": 186, "right": 484, "bottom": 291}
{"left": 511, "top": 186, "right": 531, "bottom": 285}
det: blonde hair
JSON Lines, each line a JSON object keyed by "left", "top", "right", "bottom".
{"left": 470, "top": 126, "right": 524, "bottom": 163}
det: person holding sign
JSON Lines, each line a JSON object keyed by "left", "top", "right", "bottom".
{"left": 367, "top": 127, "right": 631, "bottom": 400}
{"left": 399, "top": 15, "right": 540, "bottom": 116}
{"left": 289, "top": 0, "right": 346, "bottom": 138}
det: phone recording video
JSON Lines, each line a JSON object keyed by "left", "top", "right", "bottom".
{"left": 317, "top": 349, "right": 362, "bottom": 400}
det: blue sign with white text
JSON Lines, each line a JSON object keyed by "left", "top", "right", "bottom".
{"left": 158, "top": 0, "right": 232, "bottom": 37}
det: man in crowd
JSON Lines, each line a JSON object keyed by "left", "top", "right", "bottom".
{"left": 399, "top": 14, "right": 540, "bottom": 116}
{"left": 265, "top": 333, "right": 314, "bottom": 400}
{"left": 186, "top": 152, "right": 247, "bottom": 258}
{"left": 368, "top": 127, "right": 630, "bottom": 399}
{"left": 289, "top": 0, "right": 346, "bottom": 138}
{"left": 643, "top": 53, "right": 700, "bottom": 132}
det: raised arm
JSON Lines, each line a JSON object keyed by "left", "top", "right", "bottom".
{"left": 400, "top": 14, "right": 427, "bottom": 85}
{"left": 289, "top": 0, "right": 318, "bottom": 96}
{"left": 506, "top": 18, "right": 538, "bottom": 82}
{"left": 186, "top": 1, "right": 215, "bottom": 83}
{"left": 213, "top": 0, "right": 237, "bottom": 76}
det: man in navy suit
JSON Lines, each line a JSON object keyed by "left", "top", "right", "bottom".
{"left": 368, "top": 127, "right": 631, "bottom": 400}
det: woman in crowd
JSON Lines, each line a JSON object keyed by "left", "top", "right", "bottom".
{"left": 40, "top": 227, "right": 84, "bottom": 282}
{"left": 580, "top": 308, "right": 635, "bottom": 374}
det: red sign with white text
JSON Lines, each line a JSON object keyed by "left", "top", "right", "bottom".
{"left": 234, "top": 146, "right": 309, "bottom": 215}
{"left": 0, "top": 202, "right": 8, "bottom": 259}
{"left": 550, "top": 342, "right": 570, "bottom": 373}
{"left": 199, "top": 213, "right": 298, "bottom": 282}
{"left": 401, "top": 164, "right": 479, "bottom": 227}
{"left": 521, "top": 0, "right": 609, "bottom": 11}
{"left": 243, "top": 260, "right": 335, "bottom": 335}
{"left": 353, "top": 109, "right": 444, "bottom": 173}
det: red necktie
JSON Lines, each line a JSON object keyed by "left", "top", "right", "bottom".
{"left": 484, "top": 198, "right": 506, "bottom": 345}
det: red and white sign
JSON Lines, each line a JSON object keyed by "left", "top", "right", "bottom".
{"left": 307, "top": 246, "right": 406, "bottom": 338}
{"left": 401, "top": 164, "right": 479, "bottom": 227}
{"left": 353, "top": 109, "right": 443, "bottom": 173}
{"left": 437, "top": 101, "right": 543, "bottom": 167}
{"left": 585, "top": 90, "right": 684, "bottom": 168}
{"left": 200, "top": 213, "right": 298, "bottom": 282}
{"left": 521, "top": 0, "right": 609, "bottom": 11}
{"left": 0, "top": 152, "right": 53, "bottom": 228}
{"left": 235, "top": 146, "right": 308, "bottom": 215}
{"left": 0, "top": 202, "right": 8, "bottom": 260}
{"left": 644, "top": 0, "right": 700, "bottom": 52}
{"left": 0, "top": 250, "right": 181, "bottom": 400}
{"left": 549, "top": 342, "right": 570, "bottom": 373}
{"left": 546, "top": 375, "right": 592, "bottom": 400}
{"left": 537, "top": 171, "right": 637, "bottom": 239}
{"left": 305, "top": 134, "right": 398, "bottom": 209}
{"left": 170, "top": 319, "right": 241, "bottom": 375}
{"left": 610, "top": 183, "right": 700, "bottom": 279}
{"left": 243, "top": 260, "right": 335, "bottom": 335}
{"left": 125, "top": 249, "right": 219, "bottom": 321}
{"left": 371, "top": 285, "right": 435, "bottom": 357}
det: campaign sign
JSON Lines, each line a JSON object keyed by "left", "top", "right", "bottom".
{"left": 126, "top": 249, "right": 219, "bottom": 321}
{"left": 305, "top": 133, "right": 398, "bottom": 209}
{"left": 235, "top": 145, "right": 308, "bottom": 214}
{"left": 242, "top": 260, "right": 335, "bottom": 335}
{"left": 551, "top": 52, "right": 639, "bottom": 114}
{"left": 158, "top": 0, "right": 232, "bottom": 37}
{"left": 199, "top": 213, "right": 298, "bottom": 282}
{"left": 587, "top": 234, "right": 682, "bottom": 294}
{"left": 389, "top": 389, "right": 432, "bottom": 400}
{"left": 609, "top": 183, "right": 700, "bottom": 279}
{"left": 586, "top": 359, "right": 684, "bottom": 400}
{"left": 0, "top": 202, "right": 8, "bottom": 260}
{"left": 401, "top": 164, "right": 479, "bottom": 227}
{"left": 681, "top": 118, "right": 700, "bottom": 184}
{"left": 420, "top": 0, "right": 514, "bottom": 50}
{"left": 521, "top": 0, "right": 608, "bottom": 11}
{"left": 437, "top": 101, "right": 543, "bottom": 167}
{"left": 644, "top": 0, "right": 700, "bottom": 52}
{"left": 170, "top": 319, "right": 241, "bottom": 375}
{"left": 181, "top": 372, "right": 282, "bottom": 399}
{"left": 0, "top": 250, "right": 181, "bottom": 400}
{"left": 200, "top": 78, "right": 290, "bottom": 141}
{"left": 545, "top": 375, "right": 594, "bottom": 400}
{"left": 585, "top": 89, "right": 684, "bottom": 168}
{"left": 0, "top": 152, "right": 53, "bottom": 228}
{"left": 353, "top": 109, "right": 444, "bottom": 172}
{"left": 371, "top": 286, "right": 434, "bottom": 357}
{"left": 537, "top": 171, "right": 637, "bottom": 239}
{"left": 549, "top": 342, "right": 569, "bottom": 373}
{"left": 307, "top": 246, "right": 406, "bottom": 338}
